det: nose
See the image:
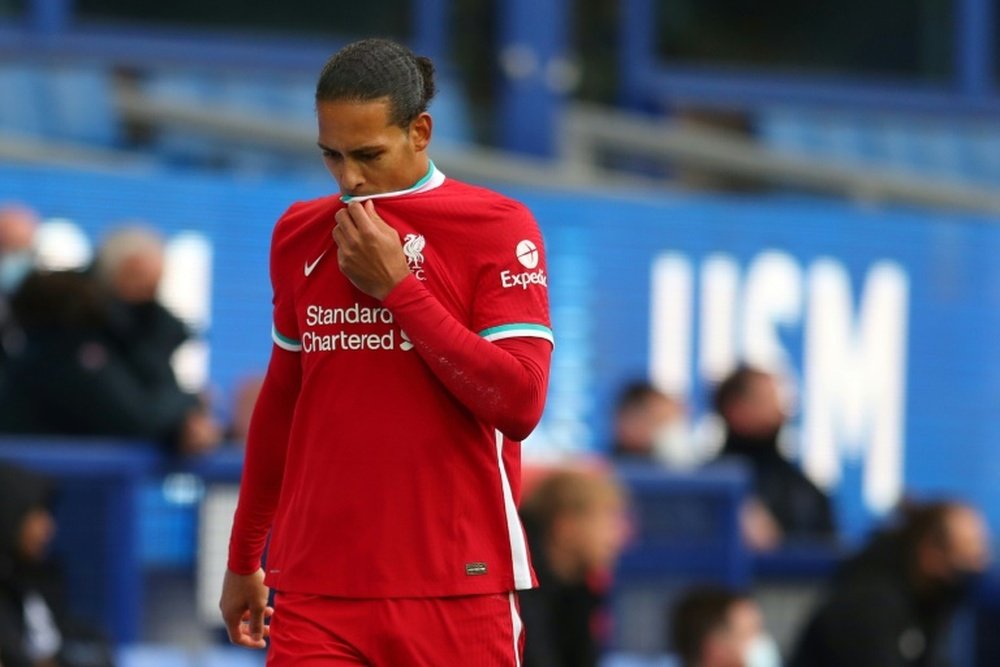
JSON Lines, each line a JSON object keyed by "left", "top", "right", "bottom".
{"left": 337, "top": 161, "right": 365, "bottom": 195}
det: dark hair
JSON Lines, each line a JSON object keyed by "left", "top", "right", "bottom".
{"left": 615, "top": 380, "right": 667, "bottom": 416}
{"left": 670, "top": 586, "right": 749, "bottom": 667}
{"left": 711, "top": 364, "right": 769, "bottom": 415}
{"left": 315, "top": 38, "right": 436, "bottom": 127}
{"left": 896, "top": 499, "right": 965, "bottom": 554}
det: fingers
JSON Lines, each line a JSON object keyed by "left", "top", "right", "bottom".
{"left": 226, "top": 607, "right": 273, "bottom": 649}
{"left": 247, "top": 603, "right": 269, "bottom": 642}
{"left": 333, "top": 208, "right": 357, "bottom": 246}
{"left": 223, "top": 608, "right": 250, "bottom": 647}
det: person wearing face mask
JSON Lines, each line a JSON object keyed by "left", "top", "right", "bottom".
{"left": 0, "top": 226, "right": 220, "bottom": 456}
{"left": 611, "top": 381, "right": 689, "bottom": 465}
{"left": 790, "top": 500, "right": 991, "bottom": 667}
{"left": 0, "top": 204, "right": 39, "bottom": 370}
{"left": 671, "top": 586, "right": 781, "bottom": 667}
{"left": 711, "top": 366, "right": 835, "bottom": 550}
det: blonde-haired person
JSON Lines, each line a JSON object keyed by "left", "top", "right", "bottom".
{"left": 519, "top": 467, "right": 631, "bottom": 667}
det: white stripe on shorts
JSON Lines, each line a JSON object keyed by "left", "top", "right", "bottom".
{"left": 509, "top": 591, "right": 523, "bottom": 667}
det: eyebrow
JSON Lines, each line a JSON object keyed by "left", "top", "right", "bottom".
{"left": 316, "top": 142, "right": 385, "bottom": 156}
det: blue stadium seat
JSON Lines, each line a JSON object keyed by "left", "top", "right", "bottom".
{"left": 42, "top": 64, "right": 119, "bottom": 146}
{"left": 756, "top": 107, "right": 1000, "bottom": 186}
{"left": 0, "top": 62, "right": 47, "bottom": 137}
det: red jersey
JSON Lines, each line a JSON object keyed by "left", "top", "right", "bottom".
{"left": 257, "top": 164, "right": 552, "bottom": 598}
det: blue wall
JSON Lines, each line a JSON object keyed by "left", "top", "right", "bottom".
{"left": 3, "top": 164, "right": 999, "bottom": 543}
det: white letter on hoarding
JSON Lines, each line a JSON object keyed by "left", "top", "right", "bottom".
{"left": 649, "top": 253, "right": 692, "bottom": 397}
{"left": 699, "top": 254, "right": 740, "bottom": 384}
{"left": 802, "top": 259, "right": 909, "bottom": 513}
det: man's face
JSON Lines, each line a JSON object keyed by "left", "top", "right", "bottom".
{"left": 577, "top": 495, "right": 630, "bottom": 573}
{"left": 703, "top": 600, "right": 766, "bottom": 667}
{"left": 941, "top": 506, "right": 991, "bottom": 580}
{"left": 114, "top": 250, "right": 164, "bottom": 304}
{"left": 727, "top": 374, "right": 786, "bottom": 439}
{"left": 617, "top": 393, "right": 682, "bottom": 454}
{"left": 316, "top": 98, "right": 431, "bottom": 198}
{"left": 19, "top": 507, "right": 56, "bottom": 562}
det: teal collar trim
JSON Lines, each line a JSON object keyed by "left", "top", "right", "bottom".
{"left": 340, "top": 160, "right": 443, "bottom": 203}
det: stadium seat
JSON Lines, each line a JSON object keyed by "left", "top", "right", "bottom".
{"left": 0, "top": 62, "right": 47, "bottom": 137}
{"left": 43, "top": 64, "right": 120, "bottom": 146}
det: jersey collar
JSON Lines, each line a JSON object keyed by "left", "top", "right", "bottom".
{"left": 340, "top": 160, "right": 445, "bottom": 204}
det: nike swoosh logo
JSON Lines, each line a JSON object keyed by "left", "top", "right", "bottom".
{"left": 305, "top": 251, "right": 327, "bottom": 277}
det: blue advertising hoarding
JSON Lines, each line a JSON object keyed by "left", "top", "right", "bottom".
{"left": 3, "top": 164, "right": 999, "bottom": 542}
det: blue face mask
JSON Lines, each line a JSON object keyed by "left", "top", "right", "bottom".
{"left": 743, "top": 634, "right": 782, "bottom": 667}
{"left": 0, "top": 251, "right": 33, "bottom": 293}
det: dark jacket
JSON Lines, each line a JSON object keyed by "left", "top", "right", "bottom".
{"left": 0, "top": 271, "right": 198, "bottom": 448}
{"left": 519, "top": 515, "right": 608, "bottom": 667}
{"left": 790, "top": 529, "right": 965, "bottom": 667}
{"left": 717, "top": 432, "right": 835, "bottom": 541}
{"left": 0, "top": 463, "right": 115, "bottom": 667}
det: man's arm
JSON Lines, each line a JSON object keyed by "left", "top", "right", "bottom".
{"left": 384, "top": 274, "right": 550, "bottom": 440}
{"left": 220, "top": 344, "right": 300, "bottom": 648}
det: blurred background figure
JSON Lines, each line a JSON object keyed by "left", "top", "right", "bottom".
{"left": 670, "top": 586, "right": 781, "bottom": 667}
{"left": 790, "top": 500, "right": 991, "bottom": 667}
{"left": 710, "top": 366, "right": 834, "bottom": 551}
{"left": 0, "top": 204, "right": 39, "bottom": 368}
{"left": 93, "top": 226, "right": 221, "bottom": 455}
{"left": 0, "top": 462, "right": 113, "bottom": 667}
{"left": 225, "top": 374, "right": 264, "bottom": 444}
{"left": 611, "top": 381, "right": 687, "bottom": 465}
{"left": 519, "top": 467, "right": 630, "bottom": 667}
{"left": 0, "top": 226, "right": 221, "bottom": 456}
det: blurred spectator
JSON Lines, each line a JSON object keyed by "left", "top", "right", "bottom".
{"left": 611, "top": 381, "right": 686, "bottom": 464}
{"left": 94, "top": 226, "right": 220, "bottom": 454}
{"left": 711, "top": 366, "right": 834, "bottom": 550}
{"left": 0, "top": 204, "right": 39, "bottom": 366}
{"left": 671, "top": 586, "right": 781, "bottom": 667}
{"left": 0, "top": 462, "right": 113, "bottom": 667}
{"left": 790, "top": 500, "right": 990, "bottom": 667}
{"left": 519, "top": 467, "right": 630, "bottom": 667}
{"left": 0, "top": 225, "right": 221, "bottom": 455}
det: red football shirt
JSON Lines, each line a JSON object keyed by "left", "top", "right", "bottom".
{"left": 251, "top": 164, "right": 552, "bottom": 598}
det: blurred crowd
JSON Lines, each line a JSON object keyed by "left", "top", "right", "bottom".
{"left": 517, "top": 360, "right": 991, "bottom": 666}
{"left": 0, "top": 202, "right": 261, "bottom": 457}
{"left": 0, "top": 200, "right": 993, "bottom": 667}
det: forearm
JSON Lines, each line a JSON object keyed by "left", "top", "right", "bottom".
{"left": 383, "top": 275, "right": 551, "bottom": 441}
{"left": 227, "top": 346, "right": 300, "bottom": 574}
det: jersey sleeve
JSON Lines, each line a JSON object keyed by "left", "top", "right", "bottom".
{"left": 269, "top": 206, "right": 302, "bottom": 352}
{"left": 471, "top": 204, "right": 554, "bottom": 346}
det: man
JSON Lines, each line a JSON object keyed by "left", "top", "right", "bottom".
{"left": 610, "top": 381, "right": 686, "bottom": 464}
{"left": 671, "top": 587, "right": 781, "bottom": 667}
{"left": 220, "top": 38, "right": 553, "bottom": 666}
{"left": 519, "top": 468, "right": 630, "bottom": 667}
{"left": 94, "top": 226, "right": 220, "bottom": 455}
{"left": 712, "top": 366, "right": 834, "bottom": 549}
{"left": 0, "top": 204, "right": 39, "bottom": 368}
{"left": 790, "top": 501, "right": 990, "bottom": 667}
{"left": 0, "top": 462, "right": 113, "bottom": 667}
{"left": 0, "top": 228, "right": 218, "bottom": 456}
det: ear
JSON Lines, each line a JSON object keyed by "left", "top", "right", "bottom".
{"left": 409, "top": 112, "right": 432, "bottom": 152}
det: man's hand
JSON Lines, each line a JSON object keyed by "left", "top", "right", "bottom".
{"left": 333, "top": 200, "right": 411, "bottom": 300}
{"left": 220, "top": 568, "right": 273, "bottom": 649}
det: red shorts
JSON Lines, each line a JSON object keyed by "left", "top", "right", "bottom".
{"left": 267, "top": 591, "right": 525, "bottom": 667}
